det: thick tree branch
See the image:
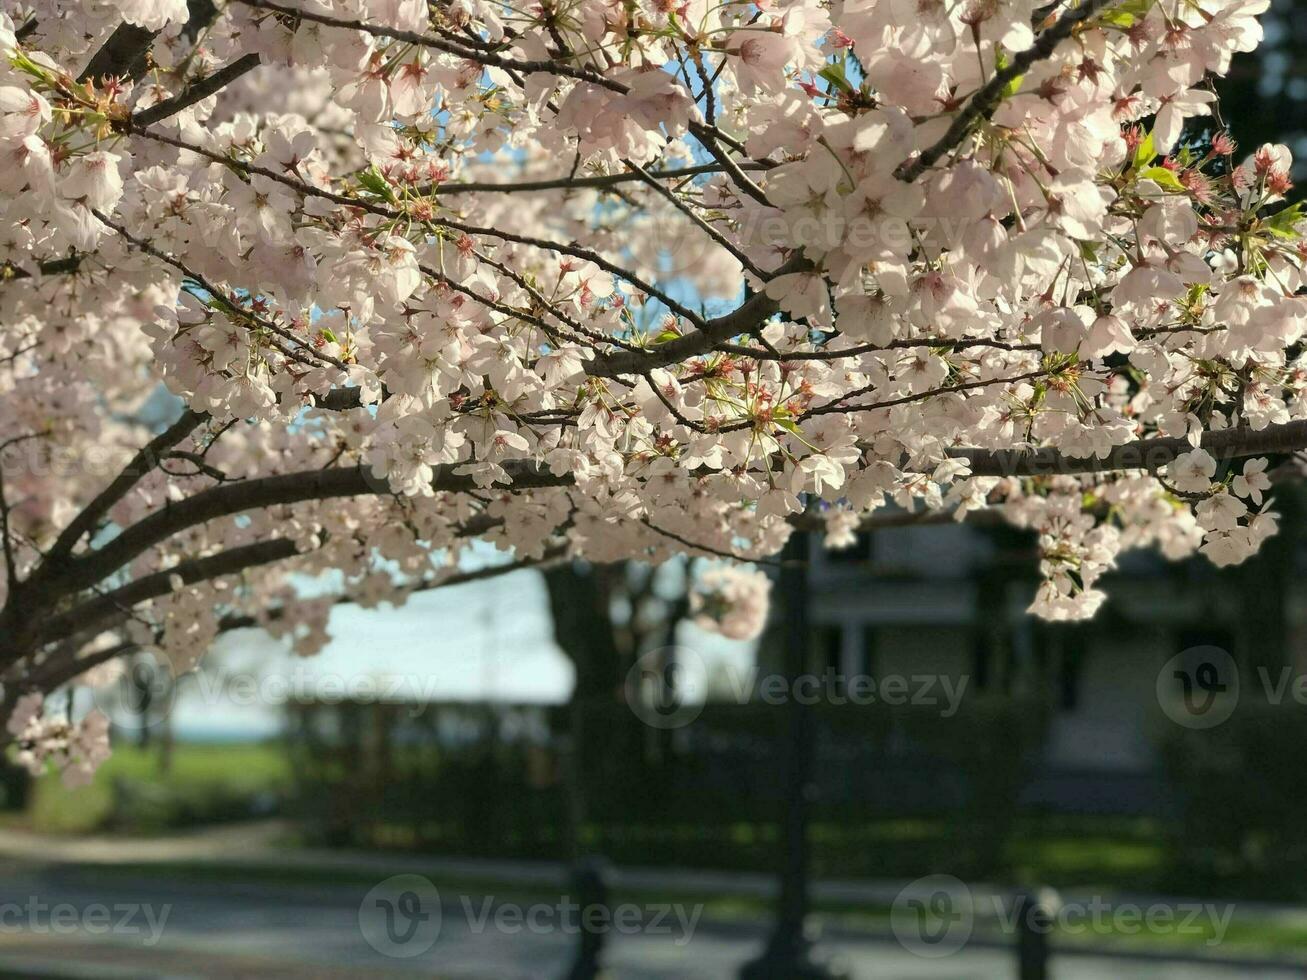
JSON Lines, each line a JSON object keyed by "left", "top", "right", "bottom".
{"left": 31, "top": 418, "right": 1307, "bottom": 650}
{"left": 131, "top": 53, "right": 263, "bottom": 127}
{"left": 26, "top": 545, "right": 571, "bottom": 693}
{"left": 46, "top": 409, "right": 209, "bottom": 564}
{"left": 590, "top": 254, "right": 812, "bottom": 376}
{"left": 950, "top": 419, "right": 1307, "bottom": 477}
{"left": 36, "top": 537, "right": 305, "bottom": 646}
{"left": 77, "top": 1, "right": 222, "bottom": 86}
{"left": 16, "top": 642, "right": 139, "bottom": 699}
{"left": 2, "top": 256, "right": 86, "bottom": 283}
{"left": 79, "top": 24, "right": 158, "bottom": 82}
{"left": 43, "top": 461, "right": 566, "bottom": 600}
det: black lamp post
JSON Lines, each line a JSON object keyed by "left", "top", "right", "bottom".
{"left": 740, "top": 529, "right": 848, "bottom": 980}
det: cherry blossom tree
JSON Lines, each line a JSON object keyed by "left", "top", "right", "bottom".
{"left": 0, "top": 0, "right": 1302, "bottom": 782}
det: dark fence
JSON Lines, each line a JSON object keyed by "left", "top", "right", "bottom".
{"left": 284, "top": 696, "right": 1307, "bottom": 896}
{"left": 287, "top": 696, "right": 1053, "bottom": 879}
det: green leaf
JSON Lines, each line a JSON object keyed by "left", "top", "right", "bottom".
{"left": 1264, "top": 203, "right": 1304, "bottom": 240}
{"left": 1101, "top": 0, "right": 1155, "bottom": 28}
{"left": 774, "top": 417, "right": 802, "bottom": 435}
{"left": 653, "top": 328, "right": 682, "bottom": 344}
{"left": 819, "top": 60, "right": 853, "bottom": 96}
{"left": 1132, "top": 130, "right": 1156, "bottom": 170}
{"left": 1139, "top": 165, "right": 1185, "bottom": 191}
{"left": 994, "top": 48, "right": 1025, "bottom": 98}
{"left": 1182, "top": 282, "right": 1210, "bottom": 318}
{"left": 356, "top": 166, "right": 395, "bottom": 202}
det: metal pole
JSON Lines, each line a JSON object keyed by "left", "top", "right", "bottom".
{"left": 740, "top": 529, "right": 848, "bottom": 980}
{"left": 563, "top": 856, "right": 611, "bottom": 980}
{"left": 1015, "top": 888, "right": 1055, "bottom": 980}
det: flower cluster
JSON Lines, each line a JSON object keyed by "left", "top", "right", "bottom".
{"left": 691, "top": 565, "right": 773, "bottom": 641}
{"left": 5, "top": 693, "right": 112, "bottom": 788}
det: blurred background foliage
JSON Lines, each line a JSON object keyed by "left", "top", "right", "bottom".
{"left": 1223, "top": 0, "right": 1307, "bottom": 175}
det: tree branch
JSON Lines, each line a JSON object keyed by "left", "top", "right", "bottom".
{"left": 131, "top": 53, "right": 263, "bottom": 127}
{"left": 895, "top": 0, "right": 1117, "bottom": 182}
{"left": 77, "top": 0, "right": 223, "bottom": 85}
{"left": 213, "top": 546, "right": 571, "bottom": 634}
{"left": 124, "top": 127, "right": 709, "bottom": 329}
{"left": 432, "top": 162, "right": 771, "bottom": 196}
{"left": 950, "top": 419, "right": 1307, "bottom": 477}
{"left": 589, "top": 254, "right": 811, "bottom": 376}
{"left": 36, "top": 537, "right": 306, "bottom": 647}
{"left": 43, "top": 460, "right": 567, "bottom": 600}
{"left": 45, "top": 409, "right": 209, "bottom": 565}
{"left": 79, "top": 24, "right": 158, "bottom": 82}
{"left": 2, "top": 255, "right": 86, "bottom": 283}
{"left": 624, "top": 158, "right": 768, "bottom": 280}
{"left": 28, "top": 545, "right": 571, "bottom": 693}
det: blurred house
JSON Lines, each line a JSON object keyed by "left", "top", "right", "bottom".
{"left": 752, "top": 489, "right": 1307, "bottom": 815}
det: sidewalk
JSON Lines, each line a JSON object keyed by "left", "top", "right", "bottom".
{"left": 4, "top": 820, "right": 1307, "bottom": 930}
{"left": 0, "top": 857, "right": 1304, "bottom": 980}
{"left": 4, "top": 820, "right": 1307, "bottom": 974}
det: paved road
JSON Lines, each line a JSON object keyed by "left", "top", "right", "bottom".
{"left": 8, "top": 822, "right": 1307, "bottom": 933}
{"left": 1, "top": 862, "right": 1305, "bottom": 979}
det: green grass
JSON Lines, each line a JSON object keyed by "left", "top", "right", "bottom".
{"left": 12, "top": 741, "right": 290, "bottom": 835}
{"left": 1005, "top": 819, "right": 1168, "bottom": 891}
